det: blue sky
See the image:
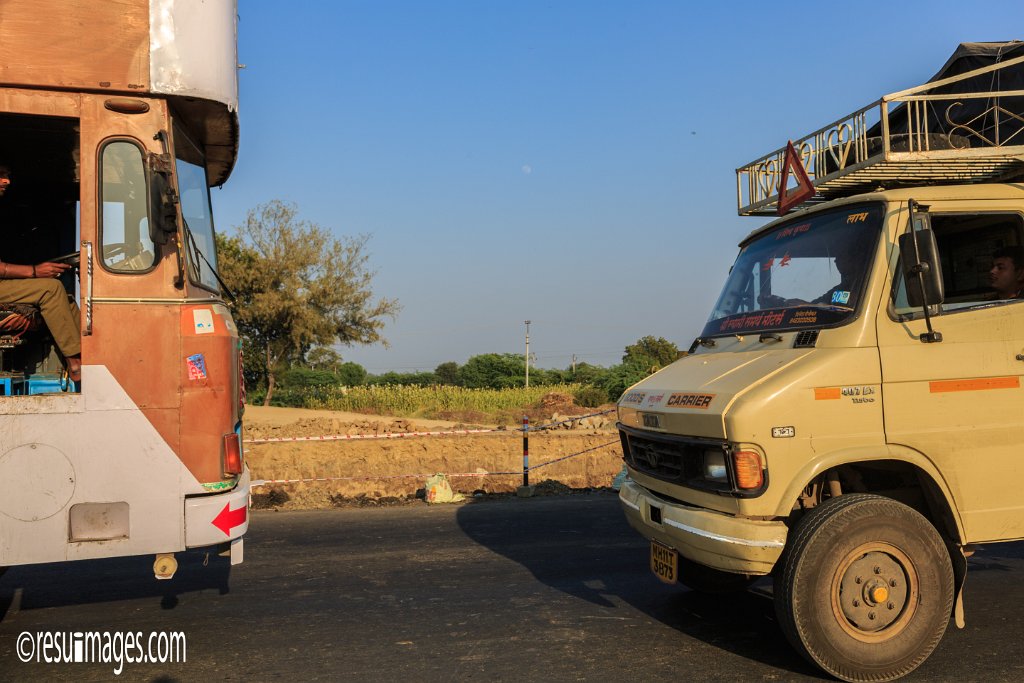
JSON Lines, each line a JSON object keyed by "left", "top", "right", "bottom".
{"left": 211, "top": 1, "right": 1024, "bottom": 372}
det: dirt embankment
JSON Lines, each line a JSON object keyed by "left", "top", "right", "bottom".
{"left": 243, "top": 405, "right": 623, "bottom": 510}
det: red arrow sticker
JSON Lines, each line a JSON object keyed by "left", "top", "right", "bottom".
{"left": 211, "top": 502, "right": 247, "bottom": 536}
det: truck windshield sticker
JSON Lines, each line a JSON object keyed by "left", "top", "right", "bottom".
{"left": 666, "top": 393, "right": 715, "bottom": 409}
{"left": 719, "top": 311, "right": 786, "bottom": 331}
{"left": 775, "top": 223, "right": 811, "bottom": 240}
{"left": 831, "top": 290, "right": 851, "bottom": 305}
{"left": 790, "top": 310, "right": 817, "bottom": 324}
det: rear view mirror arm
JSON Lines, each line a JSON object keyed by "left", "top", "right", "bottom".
{"left": 907, "top": 199, "right": 942, "bottom": 343}
{"left": 153, "top": 131, "right": 186, "bottom": 289}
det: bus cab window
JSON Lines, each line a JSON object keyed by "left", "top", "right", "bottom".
{"left": 100, "top": 141, "right": 155, "bottom": 273}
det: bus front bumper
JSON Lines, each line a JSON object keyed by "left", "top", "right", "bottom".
{"left": 619, "top": 479, "right": 787, "bottom": 576}
{"left": 184, "top": 465, "right": 250, "bottom": 555}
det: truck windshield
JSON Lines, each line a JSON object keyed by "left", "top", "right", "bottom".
{"left": 703, "top": 203, "right": 883, "bottom": 337}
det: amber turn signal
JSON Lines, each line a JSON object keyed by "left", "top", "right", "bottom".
{"left": 732, "top": 450, "right": 764, "bottom": 489}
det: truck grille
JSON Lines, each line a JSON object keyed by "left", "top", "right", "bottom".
{"left": 618, "top": 424, "right": 731, "bottom": 493}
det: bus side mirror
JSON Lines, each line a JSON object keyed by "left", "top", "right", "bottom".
{"left": 899, "top": 228, "right": 944, "bottom": 307}
{"left": 147, "top": 152, "right": 178, "bottom": 246}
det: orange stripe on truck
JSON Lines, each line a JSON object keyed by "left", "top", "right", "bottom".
{"left": 814, "top": 387, "right": 842, "bottom": 400}
{"left": 929, "top": 376, "right": 1020, "bottom": 393}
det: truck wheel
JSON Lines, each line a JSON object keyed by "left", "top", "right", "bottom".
{"left": 775, "top": 494, "right": 953, "bottom": 682}
{"left": 679, "top": 557, "right": 756, "bottom": 594}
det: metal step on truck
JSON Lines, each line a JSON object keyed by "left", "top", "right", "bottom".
{"left": 617, "top": 41, "right": 1024, "bottom": 681}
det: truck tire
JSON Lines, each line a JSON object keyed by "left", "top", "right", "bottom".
{"left": 775, "top": 494, "right": 953, "bottom": 682}
{"left": 678, "top": 557, "right": 757, "bottom": 594}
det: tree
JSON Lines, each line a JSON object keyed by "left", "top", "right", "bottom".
{"left": 434, "top": 361, "right": 460, "bottom": 386}
{"left": 569, "top": 362, "right": 605, "bottom": 385}
{"left": 367, "top": 371, "right": 437, "bottom": 386}
{"left": 623, "top": 336, "right": 681, "bottom": 370}
{"left": 597, "top": 358, "right": 655, "bottom": 402}
{"left": 458, "top": 353, "right": 527, "bottom": 389}
{"left": 336, "top": 362, "right": 368, "bottom": 386}
{"left": 217, "top": 200, "right": 399, "bottom": 405}
{"left": 306, "top": 345, "right": 344, "bottom": 372}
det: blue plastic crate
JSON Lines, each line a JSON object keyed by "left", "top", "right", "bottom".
{"left": 27, "top": 376, "right": 67, "bottom": 395}
{"left": 0, "top": 376, "right": 25, "bottom": 395}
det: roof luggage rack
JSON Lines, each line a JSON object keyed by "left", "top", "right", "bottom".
{"left": 737, "top": 42, "right": 1024, "bottom": 216}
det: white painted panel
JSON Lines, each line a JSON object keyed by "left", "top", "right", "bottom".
{"left": 0, "top": 366, "right": 208, "bottom": 565}
{"left": 150, "top": 0, "right": 239, "bottom": 110}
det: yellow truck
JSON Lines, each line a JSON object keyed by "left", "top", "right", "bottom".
{"left": 618, "top": 42, "right": 1024, "bottom": 681}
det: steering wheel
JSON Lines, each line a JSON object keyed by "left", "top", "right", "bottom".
{"left": 49, "top": 251, "right": 81, "bottom": 267}
{"left": 102, "top": 241, "right": 134, "bottom": 260}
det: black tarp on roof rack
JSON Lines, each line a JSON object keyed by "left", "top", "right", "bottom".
{"left": 869, "top": 41, "right": 1024, "bottom": 146}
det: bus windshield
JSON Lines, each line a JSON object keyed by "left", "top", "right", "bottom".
{"left": 702, "top": 203, "right": 883, "bottom": 337}
{"left": 174, "top": 124, "right": 220, "bottom": 292}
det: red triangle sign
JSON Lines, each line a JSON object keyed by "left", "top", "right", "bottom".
{"left": 776, "top": 140, "right": 815, "bottom": 215}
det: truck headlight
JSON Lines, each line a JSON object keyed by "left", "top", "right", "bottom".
{"left": 703, "top": 449, "right": 728, "bottom": 482}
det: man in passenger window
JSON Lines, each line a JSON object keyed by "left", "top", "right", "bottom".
{"left": 988, "top": 246, "right": 1024, "bottom": 300}
{"left": 0, "top": 163, "right": 82, "bottom": 382}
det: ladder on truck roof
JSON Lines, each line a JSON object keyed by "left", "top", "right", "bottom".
{"left": 736, "top": 45, "right": 1024, "bottom": 216}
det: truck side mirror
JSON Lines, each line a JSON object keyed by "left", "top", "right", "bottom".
{"left": 147, "top": 154, "right": 178, "bottom": 245}
{"left": 898, "top": 229, "right": 944, "bottom": 307}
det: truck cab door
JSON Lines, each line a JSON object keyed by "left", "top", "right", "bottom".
{"left": 878, "top": 202, "right": 1024, "bottom": 543}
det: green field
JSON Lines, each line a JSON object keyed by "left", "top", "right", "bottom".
{"left": 300, "top": 383, "right": 583, "bottom": 419}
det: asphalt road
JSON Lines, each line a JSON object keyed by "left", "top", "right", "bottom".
{"left": 2, "top": 493, "right": 1024, "bottom": 681}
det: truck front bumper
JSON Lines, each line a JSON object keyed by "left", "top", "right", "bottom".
{"left": 619, "top": 479, "right": 787, "bottom": 575}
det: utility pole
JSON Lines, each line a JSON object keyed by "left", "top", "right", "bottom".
{"left": 524, "top": 320, "right": 531, "bottom": 388}
{"left": 572, "top": 354, "right": 577, "bottom": 374}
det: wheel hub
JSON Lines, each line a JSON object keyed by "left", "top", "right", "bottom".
{"left": 834, "top": 547, "right": 913, "bottom": 636}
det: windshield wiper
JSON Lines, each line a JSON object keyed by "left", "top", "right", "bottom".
{"left": 183, "top": 219, "right": 236, "bottom": 302}
{"left": 802, "top": 303, "right": 854, "bottom": 312}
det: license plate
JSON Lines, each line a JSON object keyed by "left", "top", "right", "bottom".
{"left": 642, "top": 413, "right": 661, "bottom": 429}
{"left": 650, "top": 540, "right": 678, "bottom": 584}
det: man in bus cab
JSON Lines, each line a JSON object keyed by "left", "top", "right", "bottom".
{"left": 0, "top": 163, "right": 82, "bottom": 382}
{"left": 988, "top": 246, "right": 1024, "bottom": 300}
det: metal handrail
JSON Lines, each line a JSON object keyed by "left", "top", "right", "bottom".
{"left": 737, "top": 56, "right": 1024, "bottom": 216}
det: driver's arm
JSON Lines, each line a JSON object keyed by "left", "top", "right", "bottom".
{"left": 0, "top": 260, "right": 71, "bottom": 279}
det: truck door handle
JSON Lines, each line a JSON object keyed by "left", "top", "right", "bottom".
{"left": 1016, "top": 354, "right": 1024, "bottom": 361}
{"left": 83, "top": 241, "right": 93, "bottom": 336}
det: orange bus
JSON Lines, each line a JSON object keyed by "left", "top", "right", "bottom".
{"left": 0, "top": 0, "right": 248, "bottom": 578}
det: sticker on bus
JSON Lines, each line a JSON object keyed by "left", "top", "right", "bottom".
{"left": 186, "top": 354, "right": 208, "bottom": 380}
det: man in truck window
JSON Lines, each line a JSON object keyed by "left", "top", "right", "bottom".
{"left": 0, "top": 164, "right": 82, "bottom": 382}
{"left": 812, "top": 250, "right": 859, "bottom": 307}
{"left": 988, "top": 246, "right": 1024, "bottom": 300}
